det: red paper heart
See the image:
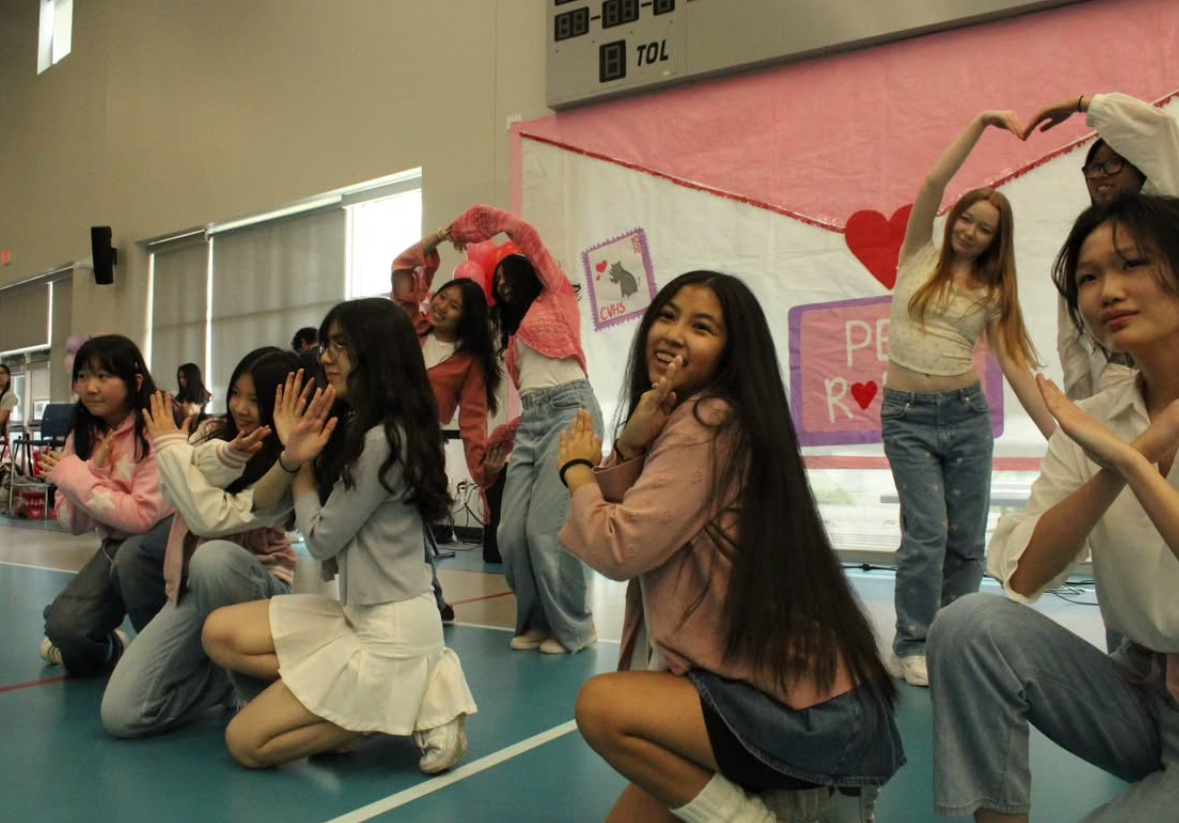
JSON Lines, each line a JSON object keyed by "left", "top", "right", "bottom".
{"left": 595, "top": 260, "right": 608, "bottom": 273}
{"left": 845, "top": 204, "right": 913, "bottom": 290}
{"left": 851, "top": 381, "right": 878, "bottom": 410}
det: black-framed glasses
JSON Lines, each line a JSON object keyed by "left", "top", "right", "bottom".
{"left": 317, "top": 340, "right": 348, "bottom": 358}
{"left": 1082, "top": 156, "right": 1127, "bottom": 178}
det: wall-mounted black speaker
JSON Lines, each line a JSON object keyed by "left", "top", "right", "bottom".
{"left": 90, "top": 226, "right": 117, "bottom": 285}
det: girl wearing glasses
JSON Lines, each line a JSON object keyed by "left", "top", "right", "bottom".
{"left": 447, "top": 205, "right": 603, "bottom": 656}
{"left": 882, "top": 111, "right": 1054, "bottom": 688}
{"left": 1023, "top": 92, "right": 1179, "bottom": 401}
{"left": 202, "top": 298, "right": 476, "bottom": 772}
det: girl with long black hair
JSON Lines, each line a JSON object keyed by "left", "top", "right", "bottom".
{"left": 558, "top": 271, "right": 903, "bottom": 823}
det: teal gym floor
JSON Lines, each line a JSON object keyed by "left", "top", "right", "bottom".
{"left": 0, "top": 516, "right": 1125, "bottom": 822}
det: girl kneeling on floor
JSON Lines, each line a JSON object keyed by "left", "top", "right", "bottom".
{"left": 557, "top": 272, "right": 904, "bottom": 823}
{"left": 202, "top": 298, "right": 477, "bottom": 771}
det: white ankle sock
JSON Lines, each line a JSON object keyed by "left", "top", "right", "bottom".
{"left": 671, "top": 773, "right": 776, "bottom": 823}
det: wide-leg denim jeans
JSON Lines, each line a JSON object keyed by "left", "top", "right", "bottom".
{"left": 498, "top": 380, "right": 601, "bottom": 651}
{"left": 881, "top": 383, "right": 993, "bottom": 657}
{"left": 929, "top": 594, "right": 1179, "bottom": 820}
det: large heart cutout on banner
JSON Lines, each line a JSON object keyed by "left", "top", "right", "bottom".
{"left": 845, "top": 204, "right": 913, "bottom": 290}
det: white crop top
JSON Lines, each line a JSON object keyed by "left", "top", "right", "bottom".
{"left": 888, "top": 243, "right": 1000, "bottom": 376}
{"left": 517, "top": 339, "right": 585, "bottom": 394}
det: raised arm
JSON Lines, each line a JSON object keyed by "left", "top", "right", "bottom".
{"left": 449, "top": 205, "right": 570, "bottom": 294}
{"left": 1026, "top": 93, "right": 1179, "bottom": 194}
{"left": 900, "top": 111, "right": 1025, "bottom": 264}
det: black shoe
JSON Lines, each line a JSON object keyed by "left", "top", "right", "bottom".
{"left": 440, "top": 603, "right": 456, "bottom": 625}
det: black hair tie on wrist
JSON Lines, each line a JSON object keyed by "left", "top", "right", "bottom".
{"left": 559, "top": 458, "right": 595, "bottom": 488}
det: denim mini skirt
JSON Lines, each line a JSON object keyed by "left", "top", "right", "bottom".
{"left": 689, "top": 670, "right": 906, "bottom": 788}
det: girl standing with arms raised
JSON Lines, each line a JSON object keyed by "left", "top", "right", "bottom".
{"left": 558, "top": 271, "right": 903, "bottom": 823}
{"left": 883, "top": 111, "right": 1054, "bottom": 686}
{"left": 448, "top": 205, "right": 602, "bottom": 654}
{"left": 39, "top": 335, "right": 172, "bottom": 674}
{"left": 202, "top": 298, "right": 476, "bottom": 772}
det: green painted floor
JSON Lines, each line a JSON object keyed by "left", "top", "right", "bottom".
{"left": 0, "top": 559, "right": 1126, "bottom": 822}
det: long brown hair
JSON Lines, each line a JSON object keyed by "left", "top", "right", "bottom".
{"left": 908, "top": 187, "right": 1039, "bottom": 368}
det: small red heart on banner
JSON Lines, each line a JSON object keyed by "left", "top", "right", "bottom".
{"left": 851, "top": 381, "right": 878, "bottom": 410}
{"left": 845, "top": 204, "right": 913, "bottom": 291}
{"left": 595, "top": 260, "right": 608, "bottom": 273}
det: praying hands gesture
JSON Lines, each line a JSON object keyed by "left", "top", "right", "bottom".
{"left": 1038, "top": 375, "right": 1179, "bottom": 472}
{"left": 273, "top": 369, "right": 338, "bottom": 469}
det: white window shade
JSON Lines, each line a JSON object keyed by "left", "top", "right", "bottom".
{"left": 0, "top": 284, "right": 51, "bottom": 353}
{"left": 209, "top": 208, "right": 345, "bottom": 410}
{"left": 50, "top": 276, "right": 73, "bottom": 401}
{"left": 150, "top": 239, "right": 209, "bottom": 395}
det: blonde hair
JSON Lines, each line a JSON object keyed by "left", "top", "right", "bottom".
{"left": 908, "top": 188, "right": 1039, "bottom": 368}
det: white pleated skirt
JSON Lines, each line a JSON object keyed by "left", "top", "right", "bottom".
{"left": 269, "top": 592, "right": 477, "bottom": 735}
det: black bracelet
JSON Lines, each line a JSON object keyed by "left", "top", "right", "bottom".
{"left": 277, "top": 454, "right": 300, "bottom": 474}
{"left": 1076, "top": 94, "right": 1084, "bottom": 113}
{"left": 559, "top": 458, "right": 595, "bottom": 487}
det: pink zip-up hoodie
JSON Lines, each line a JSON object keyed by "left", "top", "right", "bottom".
{"left": 48, "top": 413, "right": 172, "bottom": 541}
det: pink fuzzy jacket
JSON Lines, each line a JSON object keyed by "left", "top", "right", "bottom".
{"left": 558, "top": 397, "right": 855, "bottom": 711}
{"left": 448, "top": 205, "right": 587, "bottom": 388}
{"left": 48, "top": 413, "right": 172, "bottom": 541}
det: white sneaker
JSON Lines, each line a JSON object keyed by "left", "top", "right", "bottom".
{"left": 509, "top": 628, "right": 550, "bottom": 650}
{"left": 414, "top": 715, "right": 468, "bottom": 775}
{"left": 38, "top": 636, "right": 62, "bottom": 666}
{"left": 886, "top": 652, "right": 929, "bottom": 687}
{"left": 539, "top": 629, "right": 597, "bottom": 655}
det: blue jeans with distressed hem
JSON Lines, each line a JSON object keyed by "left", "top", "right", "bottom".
{"left": 881, "top": 383, "right": 993, "bottom": 658}
{"left": 498, "top": 380, "right": 602, "bottom": 651}
{"left": 929, "top": 594, "right": 1179, "bottom": 820}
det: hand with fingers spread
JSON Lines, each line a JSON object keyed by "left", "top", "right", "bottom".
{"left": 143, "top": 391, "right": 186, "bottom": 440}
{"left": 275, "top": 370, "right": 338, "bottom": 469}
{"left": 614, "top": 356, "right": 681, "bottom": 460}
{"left": 229, "top": 425, "right": 272, "bottom": 457}
{"left": 1022, "top": 95, "right": 1089, "bottom": 138}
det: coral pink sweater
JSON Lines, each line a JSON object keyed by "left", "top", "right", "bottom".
{"left": 448, "top": 205, "right": 587, "bottom": 388}
{"left": 392, "top": 239, "right": 497, "bottom": 487}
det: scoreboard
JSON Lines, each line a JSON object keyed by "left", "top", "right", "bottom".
{"left": 546, "top": 0, "right": 1085, "bottom": 109}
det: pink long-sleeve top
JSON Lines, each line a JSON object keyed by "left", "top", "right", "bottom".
{"left": 152, "top": 431, "right": 296, "bottom": 603}
{"left": 448, "top": 205, "right": 587, "bottom": 389}
{"left": 558, "top": 397, "right": 855, "bottom": 711}
{"left": 391, "top": 238, "right": 498, "bottom": 487}
{"left": 48, "top": 414, "right": 172, "bottom": 541}
{"left": 391, "top": 238, "right": 440, "bottom": 338}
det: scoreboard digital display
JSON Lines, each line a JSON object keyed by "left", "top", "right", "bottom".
{"left": 546, "top": 0, "right": 1087, "bottom": 109}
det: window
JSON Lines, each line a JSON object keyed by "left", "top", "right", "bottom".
{"left": 346, "top": 184, "right": 423, "bottom": 299}
{"left": 37, "top": 0, "right": 73, "bottom": 74}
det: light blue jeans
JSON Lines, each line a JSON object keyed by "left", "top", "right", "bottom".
{"left": 929, "top": 594, "right": 1179, "bottom": 820}
{"left": 881, "top": 383, "right": 992, "bottom": 658}
{"left": 101, "top": 540, "right": 289, "bottom": 737}
{"left": 500, "top": 380, "right": 602, "bottom": 651}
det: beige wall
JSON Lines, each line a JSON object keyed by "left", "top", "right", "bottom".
{"left": 0, "top": 0, "right": 550, "bottom": 341}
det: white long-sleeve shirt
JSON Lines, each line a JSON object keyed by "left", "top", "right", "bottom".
{"left": 987, "top": 377, "right": 1179, "bottom": 653}
{"left": 1058, "top": 93, "right": 1179, "bottom": 401}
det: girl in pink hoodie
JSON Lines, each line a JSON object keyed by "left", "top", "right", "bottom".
{"left": 39, "top": 335, "right": 172, "bottom": 675}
